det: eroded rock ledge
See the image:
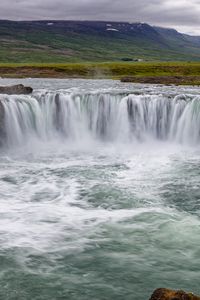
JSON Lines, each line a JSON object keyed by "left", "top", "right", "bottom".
{"left": 150, "top": 288, "right": 200, "bottom": 300}
{"left": 0, "top": 84, "right": 33, "bottom": 95}
{"left": 121, "top": 76, "right": 200, "bottom": 85}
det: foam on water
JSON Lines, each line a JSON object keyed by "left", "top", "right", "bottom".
{"left": 0, "top": 79, "right": 200, "bottom": 300}
{"left": 1, "top": 89, "right": 200, "bottom": 148}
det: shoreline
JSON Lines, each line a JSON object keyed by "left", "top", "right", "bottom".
{"left": 0, "top": 62, "right": 200, "bottom": 85}
{"left": 120, "top": 75, "right": 200, "bottom": 85}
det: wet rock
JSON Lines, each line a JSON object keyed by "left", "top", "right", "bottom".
{"left": 121, "top": 76, "right": 200, "bottom": 85}
{"left": 0, "top": 84, "right": 33, "bottom": 95}
{"left": 0, "top": 101, "right": 5, "bottom": 146}
{"left": 150, "top": 288, "right": 200, "bottom": 300}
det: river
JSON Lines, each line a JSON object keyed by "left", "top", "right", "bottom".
{"left": 0, "top": 79, "right": 199, "bottom": 300}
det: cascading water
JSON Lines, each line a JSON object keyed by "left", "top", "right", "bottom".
{"left": 0, "top": 79, "right": 200, "bottom": 300}
{"left": 1, "top": 91, "right": 200, "bottom": 147}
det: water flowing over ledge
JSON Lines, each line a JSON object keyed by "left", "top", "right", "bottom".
{"left": 0, "top": 80, "right": 200, "bottom": 300}
{"left": 0, "top": 90, "right": 200, "bottom": 147}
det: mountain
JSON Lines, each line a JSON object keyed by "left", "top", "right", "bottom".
{"left": 154, "top": 26, "right": 200, "bottom": 53}
{"left": 0, "top": 20, "right": 200, "bottom": 63}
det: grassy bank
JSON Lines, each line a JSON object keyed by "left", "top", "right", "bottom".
{"left": 1, "top": 62, "right": 200, "bottom": 85}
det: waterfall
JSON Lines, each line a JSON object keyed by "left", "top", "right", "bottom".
{"left": 0, "top": 91, "right": 200, "bottom": 147}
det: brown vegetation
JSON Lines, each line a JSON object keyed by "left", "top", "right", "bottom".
{"left": 0, "top": 62, "right": 200, "bottom": 85}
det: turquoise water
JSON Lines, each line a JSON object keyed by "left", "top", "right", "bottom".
{"left": 0, "top": 79, "right": 200, "bottom": 300}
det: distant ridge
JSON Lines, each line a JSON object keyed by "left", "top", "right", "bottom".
{"left": 0, "top": 20, "right": 199, "bottom": 62}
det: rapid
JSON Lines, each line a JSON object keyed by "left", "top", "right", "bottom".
{"left": 0, "top": 79, "right": 199, "bottom": 300}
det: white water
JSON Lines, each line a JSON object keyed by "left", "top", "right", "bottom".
{"left": 0, "top": 79, "right": 200, "bottom": 300}
{"left": 0, "top": 88, "right": 200, "bottom": 147}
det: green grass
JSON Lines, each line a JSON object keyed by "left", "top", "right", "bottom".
{"left": 0, "top": 61, "right": 200, "bottom": 81}
{"left": 1, "top": 20, "right": 200, "bottom": 64}
{"left": 0, "top": 26, "right": 200, "bottom": 63}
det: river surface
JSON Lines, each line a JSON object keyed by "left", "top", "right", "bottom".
{"left": 0, "top": 79, "right": 199, "bottom": 300}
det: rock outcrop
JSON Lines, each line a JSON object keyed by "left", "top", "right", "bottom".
{"left": 0, "top": 84, "right": 33, "bottom": 95}
{"left": 0, "top": 101, "right": 5, "bottom": 146}
{"left": 121, "top": 76, "right": 200, "bottom": 85}
{"left": 150, "top": 288, "right": 200, "bottom": 300}
{"left": 0, "top": 84, "right": 33, "bottom": 146}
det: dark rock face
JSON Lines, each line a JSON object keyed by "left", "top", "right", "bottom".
{"left": 0, "top": 100, "right": 5, "bottom": 146}
{"left": 120, "top": 76, "right": 200, "bottom": 85}
{"left": 0, "top": 84, "right": 33, "bottom": 146}
{"left": 150, "top": 288, "right": 200, "bottom": 300}
{"left": 0, "top": 84, "right": 33, "bottom": 95}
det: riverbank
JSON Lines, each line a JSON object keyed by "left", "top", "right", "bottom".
{"left": 121, "top": 75, "right": 200, "bottom": 85}
{"left": 0, "top": 62, "right": 200, "bottom": 85}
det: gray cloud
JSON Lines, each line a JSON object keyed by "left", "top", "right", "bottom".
{"left": 0, "top": 0, "right": 200, "bottom": 35}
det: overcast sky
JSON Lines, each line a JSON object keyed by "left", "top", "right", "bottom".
{"left": 1, "top": 0, "right": 200, "bottom": 35}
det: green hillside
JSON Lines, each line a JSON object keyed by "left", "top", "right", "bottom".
{"left": 0, "top": 20, "right": 200, "bottom": 63}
